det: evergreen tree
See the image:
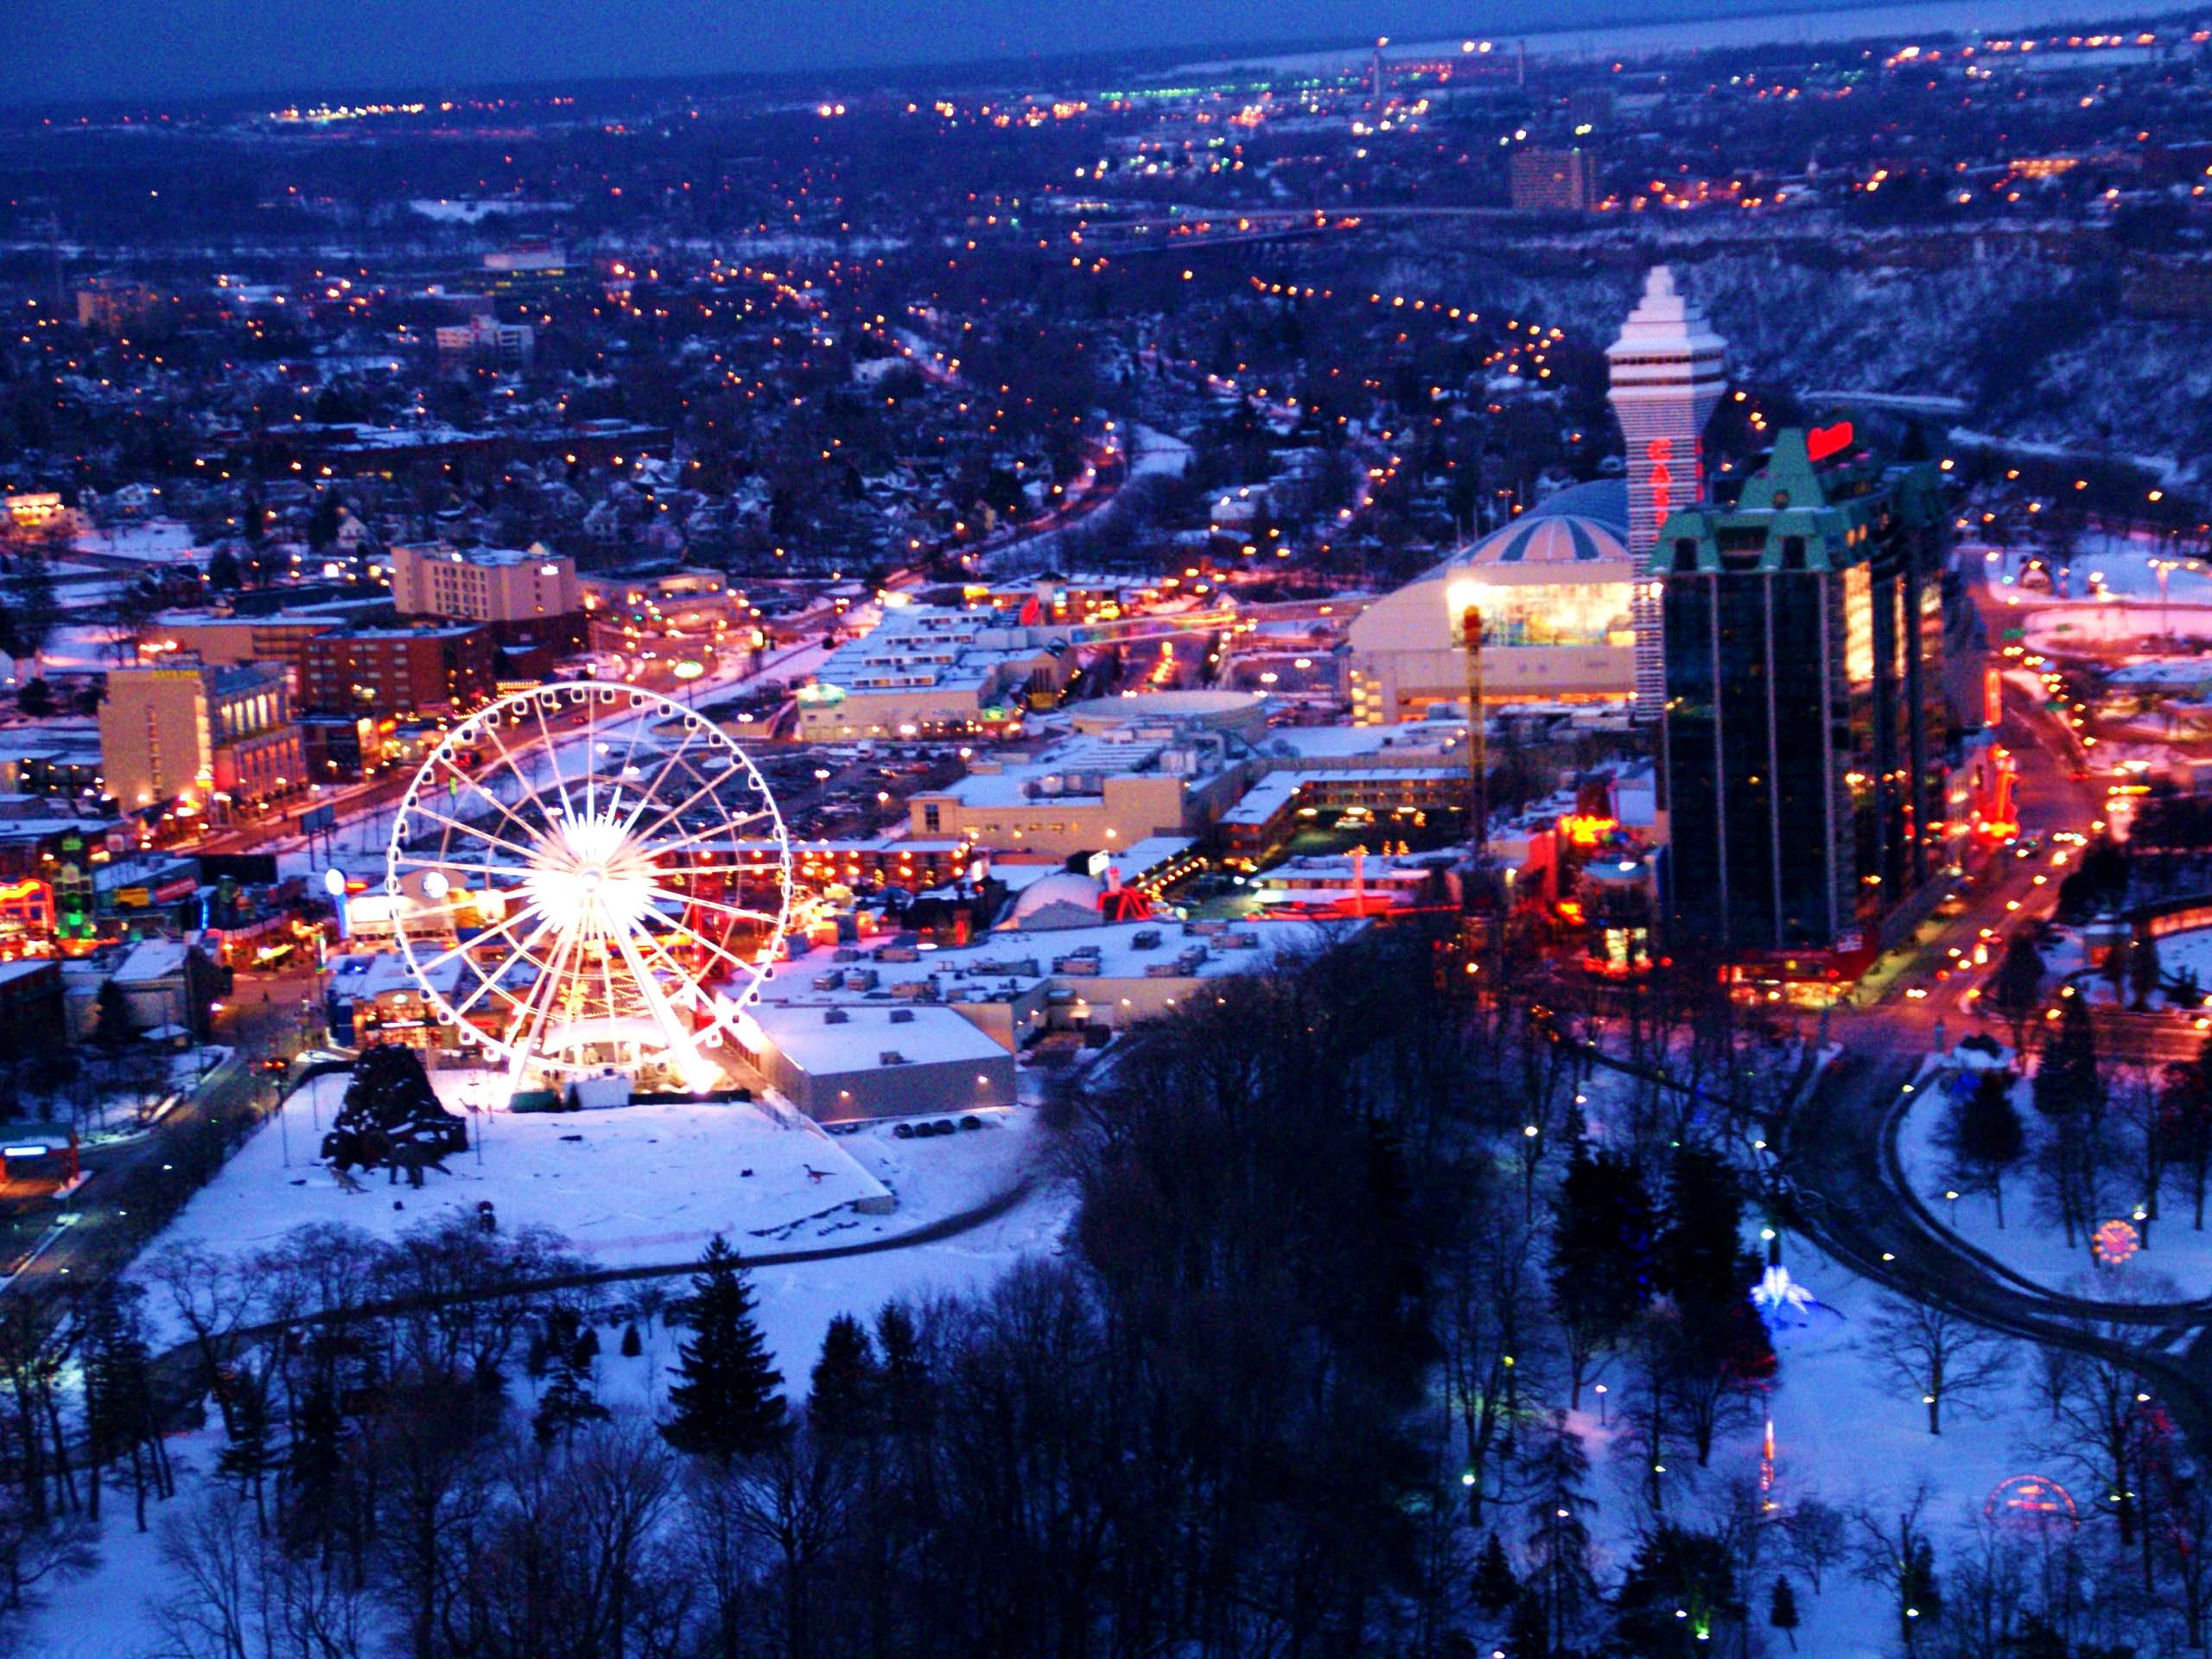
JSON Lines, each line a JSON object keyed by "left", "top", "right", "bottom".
{"left": 2033, "top": 994, "right": 2105, "bottom": 1248}
{"left": 1524, "top": 1409, "right": 1598, "bottom": 1652}
{"left": 1549, "top": 1144, "right": 1656, "bottom": 1408}
{"left": 1984, "top": 931, "right": 2046, "bottom": 1054}
{"left": 809, "top": 1312, "right": 880, "bottom": 1440}
{"left": 1940, "top": 1071, "right": 2027, "bottom": 1228}
{"left": 92, "top": 979, "right": 138, "bottom": 1051}
{"left": 326, "top": 1043, "right": 468, "bottom": 1181}
{"left": 1656, "top": 1145, "right": 1747, "bottom": 1306}
{"left": 2035, "top": 994, "right": 2102, "bottom": 1122}
{"left": 533, "top": 1350, "right": 609, "bottom": 1449}
{"left": 875, "top": 1300, "right": 931, "bottom": 1435}
{"left": 1503, "top": 1588, "right": 1550, "bottom": 1659}
{"left": 1769, "top": 1574, "right": 1800, "bottom": 1650}
{"left": 1472, "top": 1531, "right": 1519, "bottom": 1614}
{"left": 83, "top": 1282, "right": 169, "bottom": 1531}
{"left": 1614, "top": 1525, "right": 1744, "bottom": 1656}
{"left": 0, "top": 552, "right": 59, "bottom": 662}
{"left": 285, "top": 1386, "right": 346, "bottom": 1552}
{"left": 664, "top": 1235, "right": 786, "bottom": 1460}
{"left": 620, "top": 1321, "right": 643, "bottom": 1358}
{"left": 2130, "top": 932, "right": 2164, "bottom": 1011}
{"left": 1656, "top": 1146, "right": 1775, "bottom": 1462}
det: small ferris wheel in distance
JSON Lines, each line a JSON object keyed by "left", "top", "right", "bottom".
{"left": 384, "top": 683, "right": 791, "bottom": 1094}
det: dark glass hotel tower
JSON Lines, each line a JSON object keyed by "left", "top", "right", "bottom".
{"left": 1656, "top": 425, "right": 1950, "bottom": 960}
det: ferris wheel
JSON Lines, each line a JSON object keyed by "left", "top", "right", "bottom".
{"left": 385, "top": 683, "right": 791, "bottom": 1091}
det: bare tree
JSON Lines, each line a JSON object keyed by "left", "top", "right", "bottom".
{"left": 156, "top": 1484, "right": 372, "bottom": 1659}
{"left": 2035, "top": 1308, "right": 2172, "bottom": 1594}
{"left": 0, "top": 1486, "right": 94, "bottom": 1622}
{"left": 1781, "top": 1495, "right": 1848, "bottom": 1594}
{"left": 723, "top": 1422, "right": 856, "bottom": 1659}
{"left": 1861, "top": 1296, "right": 2014, "bottom": 1434}
{"left": 1853, "top": 1482, "right": 1942, "bottom": 1655}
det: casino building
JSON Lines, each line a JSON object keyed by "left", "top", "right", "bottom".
{"left": 1344, "top": 482, "right": 1637, "bottom": 721}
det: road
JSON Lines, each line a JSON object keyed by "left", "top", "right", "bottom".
{"left": 1775, "top": 556, "right": 2212, "bottom": 1456}
{"left": 0, "top": 960, "right": 322, "bottom": 1309}
{"left": 0, "top": 964, "right": 323, "bottom": 1309}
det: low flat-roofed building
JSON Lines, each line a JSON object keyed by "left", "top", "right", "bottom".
{"left": 583, "top": 569, "right": 747, "bottom": 634}
{"left": 736, "top": 1001, "right": 1016, "bottom": 1122}
{"left": 793, "top": 837, "right": 974, "bottom": 892}
{"left": 906, "top": 728, "right": 1248, "bottom": 859}
{"left": 798, "top": 603, "right": 1072, "bottom": 739}
{"left": 1217, "top": 765, "right": 1465, "bottom": 861}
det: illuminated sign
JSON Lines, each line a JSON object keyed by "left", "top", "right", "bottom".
{"left": 1558, "top": 814, "right": 1620, "bottom": 849}
{"left": 1807, "top": 421, "right": 1855, "bottom": 464}
{"left": 1986, "top": 1474, "right": 2078, "bottom": 1529}
{"left": 2092, "top": 1218, "right": 2140, "bottom": 1265}
{"left": 1645, "top": 437, "right": 1674, "bottom": 523}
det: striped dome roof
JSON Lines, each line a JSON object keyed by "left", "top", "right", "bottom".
{"left": 1461, "top": 513, "right": 1630, "bottom": 568}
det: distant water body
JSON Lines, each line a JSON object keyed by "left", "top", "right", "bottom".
{"left": 1178, "top": 0, "right": 2198, "bottom": 73}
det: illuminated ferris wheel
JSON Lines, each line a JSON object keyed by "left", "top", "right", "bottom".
{"left": 385, "top": 684, "right": 791, "bottom": 1090}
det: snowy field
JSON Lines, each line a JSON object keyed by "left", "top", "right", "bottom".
{"left": 1736, "top": 1237, "right": 2073, "bottom": 1656}
{"left": 138, "top": 1065, "right": 1054, "bottom": 1280}
{"left": 9, "top": 1044, "right": 2121, "bottom": 1657}
{"left": 1899, "top": 1071, "right": 2212, "bottom": 1298}
{"left": 21, "top": 1174, "right": 1072, "bottom": 1659}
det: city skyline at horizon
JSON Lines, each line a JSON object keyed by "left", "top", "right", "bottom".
{"left": 2, "top": 0, "right": 2130, "bottom": 107}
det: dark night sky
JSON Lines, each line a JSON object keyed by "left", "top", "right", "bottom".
{"left": 7, "top": 0, "right": 1872, "bottom": 107}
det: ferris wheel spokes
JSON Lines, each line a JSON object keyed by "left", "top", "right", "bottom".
{"left": 387, "top": 685, "right": 793, "bottom": 1088}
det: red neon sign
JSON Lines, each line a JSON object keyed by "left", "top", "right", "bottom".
{"left": 1807, "top": 422, "right": 1855, "bottom": 464}
{"left": 1645, "top": 437, "right": 1674, "bottom": 521}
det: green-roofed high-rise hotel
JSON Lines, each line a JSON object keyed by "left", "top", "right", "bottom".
{"left": 1654, "top": 423, "right": 1953, "bottom": 978}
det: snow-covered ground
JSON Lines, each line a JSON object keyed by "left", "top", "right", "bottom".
{"left": 1745, "top": 1236, "right": 2067, "bottom": 1656}
{"left": 16, "top": 1171, "right": 1071, "bottom": 1659}
{"left": 1898, "top": 1071, "right": 2212, "bottom": 1297}
{"left": 138, "top": 1065, "right": 1052, "bottom": 1281}
{"left": 69, "top": 518, "right": 201, "bottom": 567}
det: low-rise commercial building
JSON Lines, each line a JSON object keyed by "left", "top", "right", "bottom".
{"left": 1345, "top": 483, "right": 1637, "bottom": 722}
{"left": 736, "top": 1002, "right": 1016, "bottom": 1122}
{"left": 798, "top": 603, "right": 1072, "bottom": 738}
{"left": 906, "top": 728, "right": 1248, "bottom": 859}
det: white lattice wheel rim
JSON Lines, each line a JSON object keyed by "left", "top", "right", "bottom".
{"left": 384, "top": 683, "right": 791, "bottom": 1086}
